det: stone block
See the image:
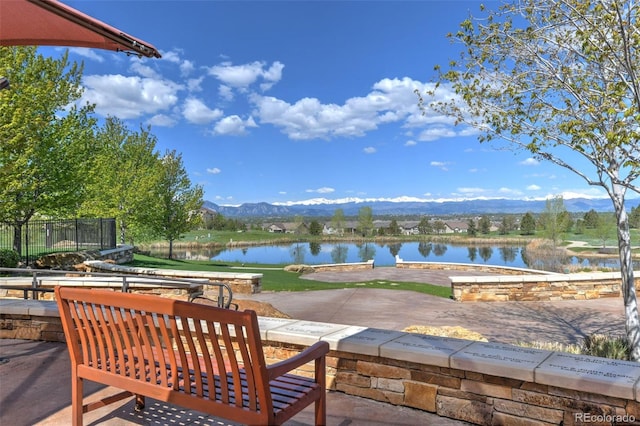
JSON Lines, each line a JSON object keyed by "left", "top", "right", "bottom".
{"left": 535, "top": 352, "right": 640, "bottom": 400}
{"left": 357, "top": 361, "right": 410, "bottom": 379}
{"left": 461, "top": 379, "right": 512, "bottom": 399}
{"left": 322, "top": 326, "right": 403, "bottom": 355}
{"left": 264, "top": 320, "right": 350, "bottom": 346}
{"left": 436, "top": 394, "right": 493, "bottom": 425}
{"left": 493, "top": 398, "right": 564, "bottom": 424}
{"left": 404, "top": 381, "right": 437, "bottom": 412}
{"left": 335, "top": 371, "right": 371, "bottom": 388}
{"left": 492, "top": 411, "right": 555, "bottom": 426}
{"left": 256, "top": 317, "right": 296, "bottom": 340}
{"left": 374, "top": 377, "right": 404, "bottom": 393}
{"left": 451, "top": 341, "right": 552, "bottom": 381}
{"left": 380, "top": 333, "right": 473, "bottom": 367}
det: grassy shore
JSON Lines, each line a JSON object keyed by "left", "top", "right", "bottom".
{"left": 127, "top": 254, "right": 452, "bottom": 298}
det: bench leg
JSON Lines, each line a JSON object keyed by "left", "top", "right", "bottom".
{"left": 315, "top": 357, "right": 326, "bottom": 426}
{"left": 72, "top": 374, "right": 83, "bottom": 426}
{"left": 134, "top": 394, "right": 145, "bottom": 412}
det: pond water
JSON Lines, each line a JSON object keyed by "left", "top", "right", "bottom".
{"left": 149, "top": 242, "right": 631, "bottom": 270}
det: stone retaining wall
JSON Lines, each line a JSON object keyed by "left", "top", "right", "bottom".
{"left": 395, "top": 258, "right": 550, "bottom": 276}
{"left": 83, "top": 260, "right": 262, "bottom": 294}
{"left": 2, "top": 300, "right": 639, "bottom": 425}
{"left": 450, "top": 272, "right": 630, "bottom": 302}
{"left": 311, "top": 260, "right": 375, "bottom": 272}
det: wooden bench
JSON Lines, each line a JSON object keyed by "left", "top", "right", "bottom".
{"left": 55, "top": 287, "right": 329, "bottom": 425}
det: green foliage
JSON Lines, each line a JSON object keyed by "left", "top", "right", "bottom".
{"left": 357, "top": 206, "right": 374, "bottom": 237}
{"left": 148, "top": 150, "right": 204, "bottom": 258}
{"left": 331, "top": 209, "right": 346, "bottom": 236}
{"left": 0, "top": 47, "right": 95, "bottom": 252}
{"left": 0, "top": 249, "right": 20, "bottom": 268}
{"left": 520, "top": 212, "right": 536, "bottom": 235}
{"left": 418, "top": 217, "right": 433, "bottom": 235}
{"left": 478, "top": 216, "right": 491, "bottom": 234}
{"left": 308, "top": 220, "right": 323, "bottom": 236}
{"left": 582, "top": 334, "right": 630, "bottom": 360}
{"left": 467, "top": 219, "right": 477, "bottom": 237}
{"left": 630, "top": 206, "right": 640, "bottom": 229}
{"left": 583, "top": 209, "right": 600, "bottom": 229}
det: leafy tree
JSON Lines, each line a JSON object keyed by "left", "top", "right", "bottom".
{"left": 467, "top": 219, "right": 477, "bottom": 237}
{"left": 583, "top": 209, "right": 600, "bottom": 229}
{"left": 498, "top": 217, "right": 509, "bottom": 235}
{"left": 594, "top": 213, "right": 617, "bottom": 249}
{"left": 357, "top": 206, "right": 374, "bottom": 237}
{"left": 309, "top": 220, "right": 322, "bottom": 236}
{"left": 388, "top": 219, "right": 401, "bottom": 236}
{"left": 478, "top": 216, "right": 491, "bottom": 234}
{"left": 80, "top": 118, "right": 162, "bottom": 244}
{"left": 331, "top": 208, "right": 346, "bottom": 236}
{"left": 425, "top": 0, "right": 640, "bottom": 359}
{"left": 629, "top": 206, "right": 640, "bottom": 229}
{"left": 0, "top": 47, "right": 95, "bottom": 253}
{"left": 418, "top": 217, "right": 433, "bottom": 235}
{"left": 520, "top": 213, "right": 536, "bottom": 236}
{"left": 539, "top": 196, "right": 570, "bottom": 248}
{"left": 149, "top": 150, "right": 203, "bottom": 259}
{"left": 432, "top": 220, "right": 446, "bottom": 234}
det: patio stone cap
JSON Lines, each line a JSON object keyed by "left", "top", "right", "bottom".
{"left": 450, "top": 271, "right": 625, "bottom": 283}
{"left": 83, "top": 260, "right": 263, "bottom": 280}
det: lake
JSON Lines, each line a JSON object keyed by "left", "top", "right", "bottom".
{"left": 149, "top": 242, "right": 629, "bottom": 269}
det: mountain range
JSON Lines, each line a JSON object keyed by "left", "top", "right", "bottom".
{"left": 202, "top": 197, "right": 640, "bottom": 218}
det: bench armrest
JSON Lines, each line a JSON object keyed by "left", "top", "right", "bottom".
{"left": 266, "top": 341, "right": 329, "bottom": 380}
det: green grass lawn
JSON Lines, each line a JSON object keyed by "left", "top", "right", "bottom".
{"left": 128, "top": 254, "right": 451, "bottom": 298}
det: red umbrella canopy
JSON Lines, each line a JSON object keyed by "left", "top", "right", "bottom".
{"left": 0, "top": 0, "right": 161, "bottom": 58}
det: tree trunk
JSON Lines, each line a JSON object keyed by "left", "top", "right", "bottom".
{"left": 168, "top": 239, "right": 173, "bottom": 260}
{"left": 12, "top": 224, "right": 22, "bottom": 254}
{"left": 611, "top": 186, "right": 640, "bottom": 361}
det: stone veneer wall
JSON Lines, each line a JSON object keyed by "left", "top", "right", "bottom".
{"left": 311, "top": 260, "right": 375, "bottom": 272}
{"left": 2, "top": 300, "right": 639, "bottom": 426}
{"left": 83, "top": 260, "right": 262, "bottom": 294}
{"left": 450, "top": 272, "right": 631, "bottom": 302}
{"left": 395, "top": 258, "right": 552, "bottom": 276}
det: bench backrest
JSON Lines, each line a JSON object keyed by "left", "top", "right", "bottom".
{"left": 56, "top": 287, "right": 273, "bottom": 423}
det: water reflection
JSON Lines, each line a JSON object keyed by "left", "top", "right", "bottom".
{"left": 147, "top": 242, "right": 636, "bottom": 270}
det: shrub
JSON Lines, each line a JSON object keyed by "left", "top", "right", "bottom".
{"left": 0, "top": 249, "right": 20, "bottom": 268}
{"left": 581, "top": 334, "right": 630, "bottom": 360}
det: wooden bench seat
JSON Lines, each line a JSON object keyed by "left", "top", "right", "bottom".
{"left": 55, "top": 287, "right": 329, "bottom": 425}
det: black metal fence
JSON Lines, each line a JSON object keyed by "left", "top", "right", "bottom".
{"left": 0, "top": 218, "right": 116, "bottom": 264}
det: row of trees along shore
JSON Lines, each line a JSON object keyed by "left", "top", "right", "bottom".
{"left": 0, "top": 47, "right": 203, "bottom": 259}
{"left": 418, "top": 1, "right": 640, "bottom": 359}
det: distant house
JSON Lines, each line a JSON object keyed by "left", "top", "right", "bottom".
{"left": 444, "top": 221, "right": 470, "bottom": 233}
{"left": 267, "top": 223, "right": 287, "bottom": 233}
{"left": 400, "top": 221, "right": 420, "bottom": 235}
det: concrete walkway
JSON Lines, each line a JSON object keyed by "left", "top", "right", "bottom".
{"left": 240, "top": 267, "right": 625, "bottom": 346}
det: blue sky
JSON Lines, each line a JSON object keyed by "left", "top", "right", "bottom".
{"left": 40, "top": 1, "right": 620, "bottom": 206}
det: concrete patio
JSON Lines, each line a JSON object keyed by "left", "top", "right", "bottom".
{"left": 0, "top": 339, "right": 470, "bottom": 426}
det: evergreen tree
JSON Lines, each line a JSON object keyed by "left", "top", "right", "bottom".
{"left": 520, "top": 213, "right": 536, "bottom": 236}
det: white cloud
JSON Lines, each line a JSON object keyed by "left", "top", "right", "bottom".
{"left": 129, "top": 61, "right": 160, "bottom": 79}
{"left": 186, "top": 76, "right": 204, "bottom": 92}
{"left": 363, "top": 146, "right": 377, "bottom": 154}
{"left": 208, "top": 61, "right": 284, "bottom": 90}
{"left": 305, "top": 187, "right": 335, "bottom": 194}
{"left": 147, "top": 114, "right": 177, "bottom": 127}
{"left": 68, "top": 47, "right": 104, "bottom": 62}
{"left": 213, "top": 115, "right": 258, "bottom": 136}
{"left": 207, "top": 168, "right": 221, "bottom": 174}
{"left": 430, "top": 161, "right": 451, "bottom": 171}
{"left": 527, "top": 184, "right": 541, "bottom": 191}
{"left": 183, "top": 98, "right": 224, "bottom": 124}
{"left": 218, "top": 85, "right": 234, "bottom": 102}
{"left": 404, "top": 140, "right": 417, "bottom": 147}
{"left": 81, "top": 74, "right": 181, "bottom": 119}
{"left": 520, "top": 157, "right": 540, "bottom": 166}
